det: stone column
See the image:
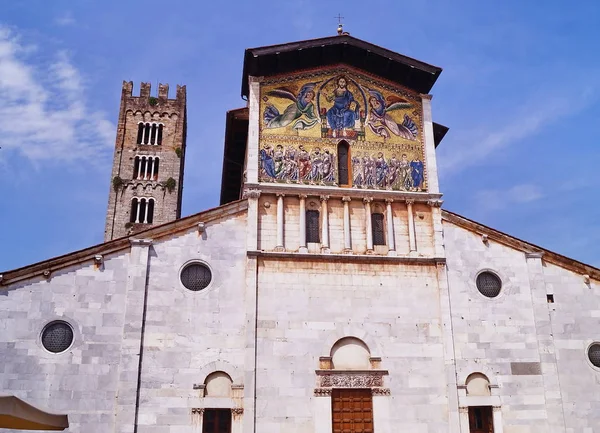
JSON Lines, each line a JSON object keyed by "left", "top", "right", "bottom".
{"left": 299, "top": 194, "right": 307, "bottom": 253}
{"left": 342, "top": 196, "right": 352, "bottom": 252}
{"left": 385, "top": 199, "right": 395, "bottom": 253}
{"left": 406, "top": 199, "right": 416, "bottom": 252}
{"left": 320, "top": 195, "right": 329, "bottom": 251}
{"left": 364, "top": 197, "right": 373, "bottom": 252}
{"left": 276, "top": 193, "right": 284, "bottom": 251}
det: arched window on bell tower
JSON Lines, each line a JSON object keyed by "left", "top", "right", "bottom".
{"left": 337, "top": 141, "right": 350, "bottom": 186}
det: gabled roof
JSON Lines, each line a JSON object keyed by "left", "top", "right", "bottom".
{"left": 442, "top": 210, "right": 600, "bottom": 280}
{"left": 0, "top": 200, "right": 248, "bottom": 288}
{"left": 242, "top": 34, "right": 442, "bottom": 98}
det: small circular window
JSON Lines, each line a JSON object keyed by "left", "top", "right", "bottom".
{"left": 41, "top": 321, "right": 74, "bottom": 353}
{"left": 181, "top": 262, "right": 212, "bottom": 291}
{"left": 476, "top": 271, "right": 502, "bottom": 298}
{"left": 588, "top": 344, "right": 600, "bottom": 368}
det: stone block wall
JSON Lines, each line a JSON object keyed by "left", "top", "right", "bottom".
{"left": 0, "top": 251, "right": 131, "bottom": 433}
{"left": 134, "top": 212, "right": 248, "bottom": 432}
{"left": 254, "top": 259, "right": 449, "bottom": 433}
{"left": 444, "top": 219, "right": 600, "bottom": 433}
{"left": 104, "top": 81, "right": 187, "bottom": 241}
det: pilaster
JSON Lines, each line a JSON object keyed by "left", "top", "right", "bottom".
{"left": 246, "top": 77, "right": 261, "bottom": 184}
{"left": 114, "top": 239, "right": 152, "bottom": 433}
{"left": 526, "top": 253, "right": 566, "bottom": 433}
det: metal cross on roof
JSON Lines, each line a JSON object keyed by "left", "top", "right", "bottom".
{"left": 335, "top": 14, "right": 345, "bottom": 35}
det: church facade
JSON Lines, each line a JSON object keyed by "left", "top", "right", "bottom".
{"left": 2, "top": 33, "right": 600, "bottom": 433}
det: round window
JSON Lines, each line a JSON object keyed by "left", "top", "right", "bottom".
{"left": 476, "top": 271, "right": 502, "bottom": 298}
{"left": 588, "top": 343, "right": 600, "bottom": 368}
{"left": 41, "top": 321, "right": 74, "bottom": 353}
{"left": 181, "top": 263, "right": 212, "bottom": 291}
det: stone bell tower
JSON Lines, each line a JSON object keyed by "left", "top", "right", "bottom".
{"left": 104, "top": 81, "right": 187, "bottom": 241}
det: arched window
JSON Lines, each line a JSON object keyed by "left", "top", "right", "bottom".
{"left": 130, "top": 198, "right": 154, "bottom": 224}
{"left": 133, "top": 156, "right": 140, "bottom": 179}
{"left": 466, "top": 373, "right": 491, "bottom": 396}
{"left": 136, "top": 123, "right": 144, "bottom": 145}
{"left": 331, "top": 337, "right": 371, "bottom": 370}
{"left": 143, "top": 123, "right": 151, "bottom": 144}
{"left": 204, "top": 371, "right": 233, "bottom": 398}
{"left": 133, "top": 156, "right": 160, "bottom": 180}
{"left": 130, "top": 198, "right": 138, "bottom": 223}
{"left": 306, "top": 209, "right": 320, "bottom": 243}
{"left": 371, "top": 213, "right": 385, "bottom": 245}
{"left": 337, "top": 141, "right": 350, "bottom": 186}
{"left": 157, "top": 124, "right": 163, "bottom": 145}
{"left": 137, "top": 122, "right": 164, "bottom": 145}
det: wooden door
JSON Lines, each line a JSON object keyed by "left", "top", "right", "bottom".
{"left": 468, "top": 406, "right": 493, "bottom": 433}
{"left": 332, "top": 389, "right": 373, "bottom": 433}
{"left": 203, "top": 409, "right": 231, "bottom": 433}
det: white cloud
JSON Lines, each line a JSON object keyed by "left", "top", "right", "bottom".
{"left": 54, "top": 12, "right": 76, "bottom": 27}
{"left": 0, "top": 26, "right": 113, "bottom": 165}
{"left": 439, "top": 85, "right": 599, "bottom": 176}
{"left": 474, "top": 184, "right": 543, "bottom": 212}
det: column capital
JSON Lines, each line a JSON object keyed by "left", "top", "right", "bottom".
{"left": 242, "top": 187, "right": 261, "bottom": 199}
{"left": 405, "top": 199, "right": 415, "bottom": 206}
{"left": 525, "top": 251, "right": 544, "bottom": 259}
{"left": 342, "top": 196, "right": 352, "bottom": 202}
{"left": 363, "top": 197, "right": 373, "bottom": 204}
{"left": 385, "top": 198, "right": 394, "bottom": 204}
{"left": 276, "top": 193, "right": 285, "bottom": 198}
{"left": 458, "top": 406, "right": 469, "bottom": 414}
{"left": 420, "top": 93, "right": 433, "bottom": 100}
{"left": 320, "top": 195, "right": 330, "bottom": 202}
{"left": 130, "top": 239, "right": 153, "bottom": 246}
{"left": 427, "top": 199, "right": 443, "bottom": 207}
{"left": 191, "top": 408, "right": 205, "bottom": 415}
{"left": 298, "top": 194, "right": 308, "bottom": 199}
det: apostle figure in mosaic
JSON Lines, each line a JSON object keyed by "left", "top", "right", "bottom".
{"left": 321, "top": 149, "right": 335, "bottom": 183}
{"left": 273, "top": 145, "right": 286, "bottom": 179}
{"left": 310, "top": 147, "right": 324, "bottom": 182}
{"left": 397, "top": 154, "right": 412, "bottom": 190}
{"left": 263, "top": 83, "right": 319, "bottom": 130}
{"left": 352, "top": 152, "right": 364, "bottom": 187}
{"left": 259, "top": 145, "right": 276, "bottom": 179}
{"left": 411, "top": 159, "right": 424, "bottom": 190}
{"left": 298, "top": 145, "right": 312, "bottom": 181}
{"left": 325, "top": 76, "right": 360, "bottom": 133}
{"left": 387, "top": 154, "right": 400, "bottom": 189}
{"left": 375, "top": 152, "right": 388, "bottom": 187}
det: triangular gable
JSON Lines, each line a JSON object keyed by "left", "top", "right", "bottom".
{"left": 442, "top": 209, "right": 600, "bottom": 280}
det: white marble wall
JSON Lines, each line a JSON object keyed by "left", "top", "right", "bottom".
{"left": 444, "top": 219, "right": 600, "bottom": 433}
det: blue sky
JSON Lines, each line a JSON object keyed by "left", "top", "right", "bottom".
{"left": 1, "top": 0, "right": 600, "bottom": 270}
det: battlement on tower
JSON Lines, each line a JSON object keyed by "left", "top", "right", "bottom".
{"left": 121, "top": 81, "right": 186, "bottom": 105}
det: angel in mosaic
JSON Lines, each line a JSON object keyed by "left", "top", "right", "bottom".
{"left": 366, "top": 90, "right": 418, "bottom": 141}
{"left": 263, "top": 83, "right": 320, "bottom": 130}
